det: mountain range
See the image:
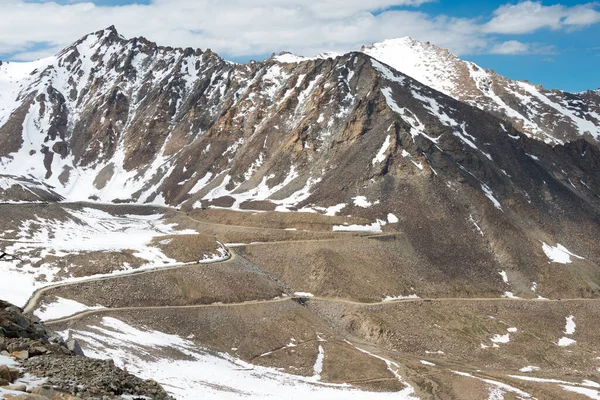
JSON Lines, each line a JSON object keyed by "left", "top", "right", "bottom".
{"left": 1, "top": 26, "right": 599, "bottom": 214}
{"left": 1, "top": 26, "right": 600, "bottom": 399}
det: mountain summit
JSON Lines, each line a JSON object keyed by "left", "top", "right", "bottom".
{"left": 362, "top": 37, "right": 600, "bottom": 144}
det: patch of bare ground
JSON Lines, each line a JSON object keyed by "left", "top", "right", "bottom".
{"left": 163, "top": 211, "right": 358, "bottom": 244}
{"left": 310, "top": 299, "right": 600, "bottom": 377}
{"left": 236, "top": 236, "right": 506, "bottom": 302}
{"left": 150, "top": 233, "right": 221, "bottom": 262}
{"left": 38, "top": 255, "right": 285, "bottom": 308}
{"left": 181, "top": 208, "right": 366, "bottom": 231}
{"left": 49, "top": 250, "right": 146, "bottom": 278}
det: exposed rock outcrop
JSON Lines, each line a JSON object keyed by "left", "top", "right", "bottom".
{"left": 0, "top": 299, "right": 173, "bottom": 399}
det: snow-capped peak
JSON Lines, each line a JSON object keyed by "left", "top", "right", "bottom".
{"left": 362, "top": 37, "right": 600, "bottom": 144}
{"left": 361, "top": 37, "right": 460, "bottom": 97}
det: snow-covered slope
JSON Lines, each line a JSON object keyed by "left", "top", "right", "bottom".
{"left": 362, "top": 37, "right": 600, "bottom": 144}
{"left": 67, "top": 316, "right": 418, "bottom": 400}
{"left": 0, "top": 57, "right": 54, "bottom": 127}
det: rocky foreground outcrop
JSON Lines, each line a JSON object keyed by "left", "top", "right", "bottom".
{"left": 0, "top": 299, "right": 173, "bottom": 399}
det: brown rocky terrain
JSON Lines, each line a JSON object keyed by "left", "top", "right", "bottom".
{"left": 0, "top": 299, "right": 172, "bottom": 399}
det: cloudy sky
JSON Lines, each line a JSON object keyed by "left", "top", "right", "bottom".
{"left": 1, "top": 0, "right": 599, "bottom": 91}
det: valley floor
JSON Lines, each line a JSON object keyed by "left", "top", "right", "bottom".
{"left": 2, "top": 203, "right": 600, "bottom": 399}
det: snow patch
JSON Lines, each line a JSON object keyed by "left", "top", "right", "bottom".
{"left": 293, "top": 292, "right": 314, "bottom": 298}
{"left": 565, "top": 315, "right": 576, "bottom": 335}
{"left": 542, "top": 243, "right": 584, "bottom": 264}
{"left": 332, "top": 222, "right": 382, "bottom": 233}
{"left": 324, "top": 203, "right": 346, "bottom": 216}
{"left": 491, "top": 334, "right": 511, "bottom": 344}
{"left": 557, "top": 337, "right": 577, "bottom": 347}
{"left": 481, "top": 184, "right": 503, "bottom": 211}
{"left": 382, "top": 294, "right": 419, "bottom": 302}
{"left": 372, "top": 135, "right": 391, "bottom": 165}
{"left": 34, "top": 297, "right": 105, "bottom": 321}
{"left": 452, "top": 371, "right": 531, "bottom": 398}
{"left": 499, "top": 271, "right": 508, "bottom": 284}
{"left": 352, "top": 196, "right": 372, "bottom": 208}
{"left": 560, "top": 386, "right": 600, "bottom": 400}
{"left": 311, "top": 345, "right": 325, "bottom": 381}
{"left": 519, "top": 366, "right": 540, "bottom": 373}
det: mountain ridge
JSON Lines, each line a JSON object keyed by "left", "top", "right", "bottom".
{"left": 361, "top": 37, "right": 600, "bottom": 144}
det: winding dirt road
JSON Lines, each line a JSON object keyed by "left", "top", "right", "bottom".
{"left": 23, "top": 250, "right": 235, "bottom": 314}
{"left": 41, "top": 290, "right": 600, "bottom": 326}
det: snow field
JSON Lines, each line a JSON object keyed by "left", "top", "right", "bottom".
{"left": 64, "top": 317, "right": 421, "bottom": 400}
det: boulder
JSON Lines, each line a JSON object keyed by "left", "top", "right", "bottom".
{"left": 2, "top": 322, "right": 27, "bottom": 338}
{"left": 3, "top": 383, "right": 27, "bottom": 391}
{"left": 29, "top": 346, "right": 48, "bottom": 356}
{"left": 0, "top": 364, "right": 12, "bottom": 381}
{"left": 6, "top": 309, "right": 29, "bottom": 330}
{"left": 0, "top": 377, "right": 10, "bottom": 386}
{"left": 46, "top": 333, "right": 63, "bottom": 345}
{"left": 11, "top": 350, "right": 29, "bottom": 360}
{"left": 32, "top": 324, "right": 46, "bottom": 337}
{"left": 65, "top": 340, "right": 83, "bottom": 356}
{"left": 8, "top": 342, "right": 29, "bottom": 353}
{"left": 9, "top": 366, "right": 21, "bottom": 381}
{"left": 0, "top": 300, "right": 12, "bottom": 309}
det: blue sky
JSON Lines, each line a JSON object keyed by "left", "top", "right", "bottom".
{"left": 2, "top": 0, "right": 599, "bottom": 92}
{"left": 406, "top": 0, "right": 600, "bottom": 91}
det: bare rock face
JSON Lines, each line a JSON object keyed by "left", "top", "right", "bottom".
{"left": 0, "top": 300, "right": 173, "bottom": 399}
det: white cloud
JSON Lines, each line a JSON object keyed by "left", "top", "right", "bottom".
{"left": 489, "top": 40, "right": 555, "bottom": 55}
{"left": 0, "top": 0, "right": 599, "bottom": 61}
{"left": 0, "top": 0, "right": 482, "bottom": 60}
{"left": 484, "top": 1, "right": 600, "bottom": 34}
{"left": 490, "top": 40, "right": 531, "bottom": 54}
{"left": 8, "top": 45, "right": 66, "bottom": 62}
